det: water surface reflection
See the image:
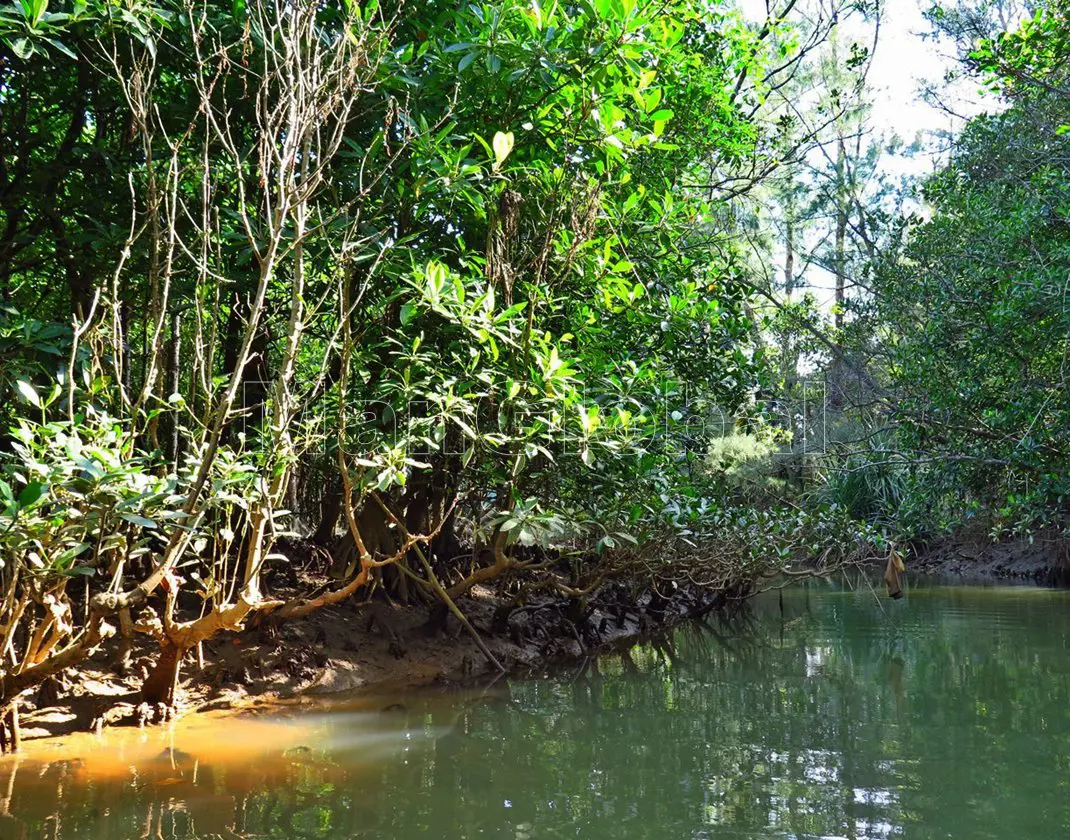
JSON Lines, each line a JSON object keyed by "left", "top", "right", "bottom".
{"left": 4, "top": 581, "right": 1070, "bottom": 839}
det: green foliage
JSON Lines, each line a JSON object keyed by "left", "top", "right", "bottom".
{"left": 872, "top": 93, "right": 1070, "bottom": 532}
{"left": 968, "top": 1, "right": 1070, "bottom": 102}
{"left": 704, "top": 430, "right": 787, "bottom": 501}
{"left": 812, "top": 451, "right": 908, "bottom": 528}
{"left": 0, "top": 0, "right": 841, "bottom": 705}
{"left": 0, "top": 408, "right": 176, "bottom": 579}
{"left": 707, "top": 431, "right": 778, "bottom": 476}
{"left": 706, "top": 500, "right": 887, "bottom": 569}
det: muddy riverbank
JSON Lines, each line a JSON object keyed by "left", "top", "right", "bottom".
{"left": 27, "top": 526, "right": 1061, "bottom": 747}
{"left": 908, "top": 527, "right": 1070, "bottom": 584}
{"left": 16, "top": 575, "right": 726, "bottom": 745}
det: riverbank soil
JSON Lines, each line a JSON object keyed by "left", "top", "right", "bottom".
{"left": 16, "top": 567, "right": 717, "bottom": 746}
{"left": 910, "top": 527, "right": 1070, "bottom": 583}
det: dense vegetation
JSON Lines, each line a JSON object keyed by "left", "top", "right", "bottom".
{"left": 817, "top": 0, "right": 1070, "bottom": 539}
{"left": 0, "top": 0, "right": 1066, "bottom": 750}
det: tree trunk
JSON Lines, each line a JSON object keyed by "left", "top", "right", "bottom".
{"left": 142, "top": 642, "right": 184, "bottom": 706}
{"left": 0, "top": 703, "right": 20, "bottom": 755}
{"left": 781, "top": 209, "right": 797, "bottom": 393}
{"left": 830, "top": 135, "right": 848, "bottom": 411}
{"left": 312, "top": 473, "right": 342, "bottom": 546}
{"left": 166, "top": 311, "right": 182, "bottom": 468}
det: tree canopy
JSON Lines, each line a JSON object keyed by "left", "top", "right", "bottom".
{"left": 0, "top": 0, "right": 1068, "bottom": 739}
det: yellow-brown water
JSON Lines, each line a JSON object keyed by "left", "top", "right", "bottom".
{"left": 5, "top": 580, "right": 1070, "bottom": 838}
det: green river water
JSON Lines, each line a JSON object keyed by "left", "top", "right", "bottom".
{"left": 4, "top": 580, "right": 1070, "bottom": 839}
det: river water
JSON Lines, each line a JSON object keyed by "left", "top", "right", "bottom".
{"left": 3, "top": 580, "right": 1070, "bottom": 839}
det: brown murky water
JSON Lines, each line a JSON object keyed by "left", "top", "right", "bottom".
{"left": 0, "top": 690, "right": 484, "bottom": 839}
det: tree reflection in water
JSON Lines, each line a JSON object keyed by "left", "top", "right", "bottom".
{"left": 3, "top": 581, "right": 1070, "bottom": 839}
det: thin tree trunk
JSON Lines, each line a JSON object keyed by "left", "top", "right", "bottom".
{"left": 830, "top": 134, "right": 847, "bottom": 411}
{"left": 312, "top": 476, "right": 342, "bottom": 546}
{"left": 167, "top": 311, "right": 182, "bottom": 468}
